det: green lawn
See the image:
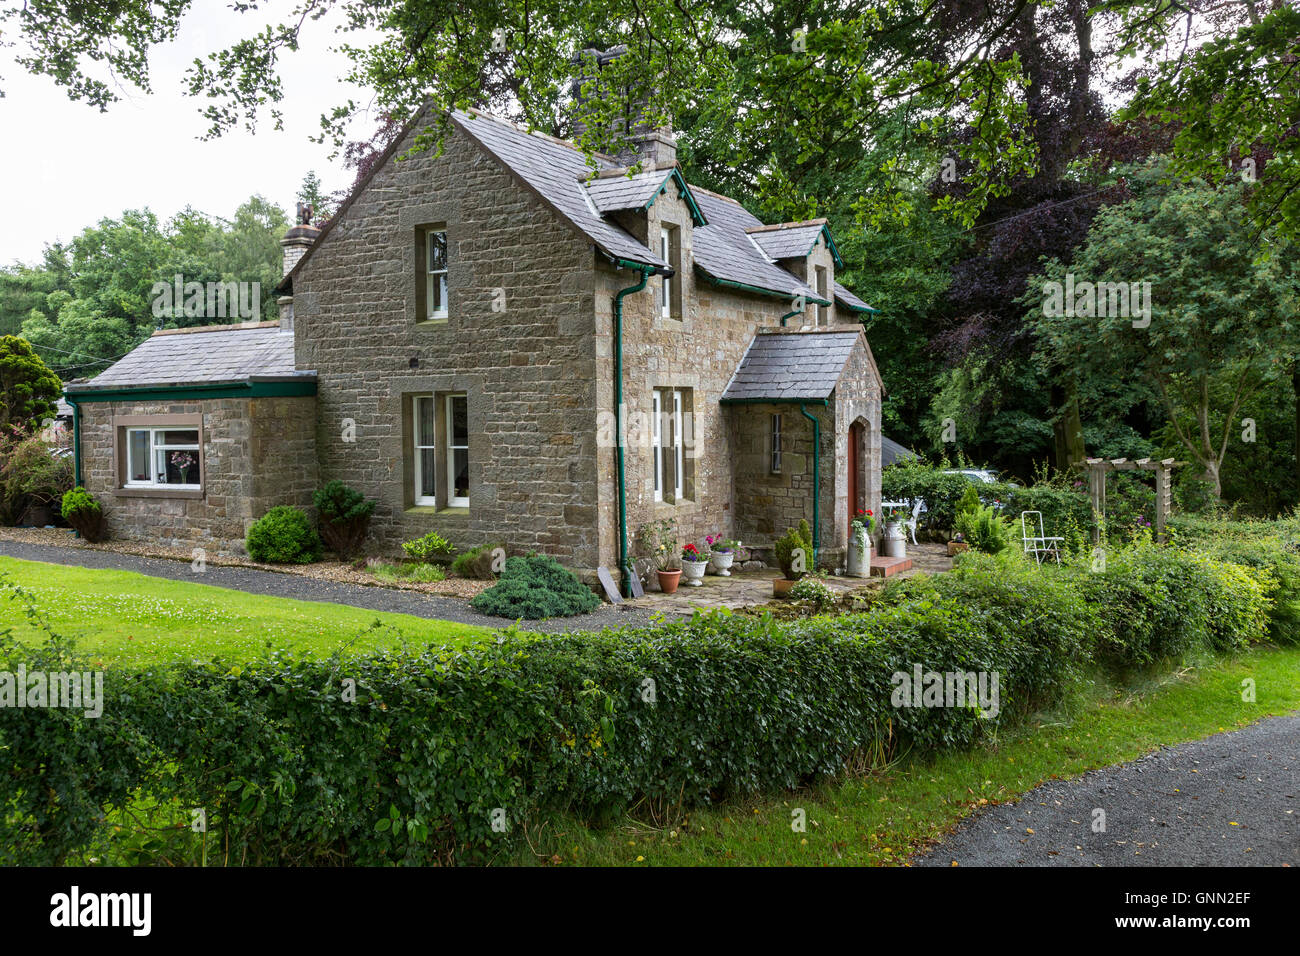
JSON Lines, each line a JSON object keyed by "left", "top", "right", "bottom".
{"left": 0, "top": 556, "right": 494, "bottom": 666}
{"left": 514, "top": 644, "right": 1300, "bottom": 866}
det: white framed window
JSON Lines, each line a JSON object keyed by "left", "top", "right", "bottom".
{"left": 652, "top": 390, "right": 662, "bottom": 500}
{"left": 425, "top": 228, "right": 448, "bottom": 320}
{"left": 652, "top": 387, "right": 686, "bottom": 502}
{"left": 659, "top": 227, "right": 672, "bottom": 318}
{"left": 445, "top": 393, "right": 469, "bottom": 507}
{"left": 815, "top": 266, "right": 829, "bottom": 325}
{"left": 413, "top": 396, "right": 437, "bottom": 506}
{"left": 124, "top": 428, "right": 201, "bottom": 488}
{"left": 771, "top": 413, "right": 783, "bottom": 473}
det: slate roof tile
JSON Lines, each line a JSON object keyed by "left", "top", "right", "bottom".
{"left": 72, "top": 325, "right": 306, "bottom": 390}
{"left": 720, "top": 330, "right": 863, "bottom": 402}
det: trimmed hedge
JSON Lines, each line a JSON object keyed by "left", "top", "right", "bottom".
{"left": 0, "top": 541, "right": 1277, "bottom": 866}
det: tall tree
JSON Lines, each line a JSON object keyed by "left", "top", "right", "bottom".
{"left": 0, "top": 335, "right": 61, "bottom": 433}
{"left": 1028, "top": 164, "right": 1300, "bottom": 500}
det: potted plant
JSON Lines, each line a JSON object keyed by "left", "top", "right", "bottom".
{"left": 638, "top": 519, "right": 681, "bottom": 594}
{"left": 773, "top": 520, "right": 813, "bottom": 597}
{"left": 705, "top": 534, "right": 737, "bottom": 576}
{"left": 848, "top": 509, "right": 875, "bottom": 577}
{"left": 681, "top": 541, "right": 709, "bottom": 587}
{"left": 947, "top": 531, "right": 970, "bottom": 557}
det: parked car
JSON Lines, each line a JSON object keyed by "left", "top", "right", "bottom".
{"left": 943, "top": 468, "right": 1012, "bottom": 485}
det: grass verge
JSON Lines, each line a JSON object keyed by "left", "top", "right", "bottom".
{"left": 512, "top": 644, "right": 1300, "bottom": 866}
{"left": 0, "top": 555, "right": 493, "bottom": 665}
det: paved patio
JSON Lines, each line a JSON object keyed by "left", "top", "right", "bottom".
{"left": 625, "top": 541, "right": 953, "bottom": 617}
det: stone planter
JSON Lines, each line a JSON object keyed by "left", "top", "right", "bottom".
{"left": 846, "top": 536, "right": 871, "bottom": 577}
{"left": 947, "top": 540, "right": 970, "bottom": 557}
{"left": 883, "top": 521, "right": 907, "bottom": 558}
{"left": 709, "top": 550, "right": 735, "bottom": 576}
{"left": 657, "top": 569, "right": 682, "bottom": 594}
{"left": 682, "top": 559, "right": 708, "bottom": 587}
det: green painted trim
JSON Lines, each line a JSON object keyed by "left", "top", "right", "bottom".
{"left": 643, "top": 169, "right": 708, "bottom": 226}
{"left": 800, "top": 403, "right": 821, "bottom": 564}
{"left": 720, "top": 397, "right": 830, "bottom": 407}
{"left": 67, "top": 395, "right": 83, "bottom": 494}
{"left": 697, "top": 268, "right": 832, "bottom": 306}
{"left": 814, "top": 224, "right": 845, "bottom": 269}
{"left": 64, "top": 379, "right": 318, "bottom": 403}
{"left": 837, "top": 298, "right": 880, "bottom": 314}
{"left": 780, "top": 308, "right": 802, "bottom": 327}
{"left": 614, "top": 263, "right": 654, "bottom": 596}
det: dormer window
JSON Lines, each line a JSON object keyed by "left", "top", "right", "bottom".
{"left": 815, "top": 266, "right": 829, "bottom": 326}
{"left": 657, "top": 224, "right": 681, "bottom": 319}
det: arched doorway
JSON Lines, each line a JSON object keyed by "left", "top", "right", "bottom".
{"left": 848, "top": 420, "right": 865, "bottom": 539}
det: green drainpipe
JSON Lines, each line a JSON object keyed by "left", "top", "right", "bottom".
{"left": 780, "top": 308, "right": 801, "bottom": 327}
{"left": 613, "top": 260, "right": 654, "bottom": 596}
{"left": 799, "top": 403, "right": 820, "bottom": 566}
{"left": 67, "top": 394, "right": 82, "bottom": 537}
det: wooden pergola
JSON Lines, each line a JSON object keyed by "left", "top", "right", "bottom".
{"left": 1077, "top": 457, "right": 1183, "bottom": 543}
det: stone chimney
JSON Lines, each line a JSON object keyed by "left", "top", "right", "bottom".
{"left": 569, "top": 45, "right": 675, "bottom": 168}
{"left": 278, "top": 203, "right": 320, "bottom": 333}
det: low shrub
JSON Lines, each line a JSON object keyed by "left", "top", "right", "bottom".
{"left": 370, "top": 562, "right": 446, "bottom": 584}
{"left": 469, "top": 555, "right": 601, "bottom": 619}
{"left": 787, "top": 576, "right": 837, "bottom": 612}
{"left": 450, "top": 542, "right": 504, "bottom": 580}
{"left": 401, "top": 531, "right": 456, "bottom": 563}
{"left": 59, "top": 486, "right": 106, "bottom": 542}
{"left": 246, "top": 506, "right": 323, "bottom": 564}
{"left": 313, "top": 480, "right": 375, "bottom": 559}
{"left": 1, "top": 431, "right": 73, "bottom": 526}
{"left": 953, "top": 504, "right": 1013, "bottom": 554}
{"left": 774, "top": 520, "right": 813, "bottom": 579}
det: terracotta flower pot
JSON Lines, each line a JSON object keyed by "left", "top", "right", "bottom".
{"left": 657, "top": 569, "right": 682, "bottom": 594}
{"left": 947, "top": 541, "right": 970, "bottom": 557}
{"left": 773, "top": 577, "right": 797, "bottom": 598}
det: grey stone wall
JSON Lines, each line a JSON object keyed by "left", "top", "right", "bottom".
{"left": 292, "top": 119, "right": 603, "bottom": 564}
{"left": 78, "top": 394, "right": 317, "bottom": 556}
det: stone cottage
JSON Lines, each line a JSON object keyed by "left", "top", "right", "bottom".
{"left": 65, "top": 101, "right": 885, "bottom": 588}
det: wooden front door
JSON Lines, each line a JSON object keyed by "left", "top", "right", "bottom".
{"left": 848, "top": 422, "right": 862, "bottom": 538}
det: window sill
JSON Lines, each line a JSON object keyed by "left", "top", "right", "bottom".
{"left": 115, "top": 487, "right": 204, "bottom": 500}
{"left": 415, "top": 317, "right": 449, "bottom": 327}
{"left": 404, "top": 505, "right": 469, "bottom": 517}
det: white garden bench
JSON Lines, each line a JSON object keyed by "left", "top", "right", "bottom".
{"left": 881, "top": 498, "right": 927, "bottom": 546}
{"left": 1020, "top": 510, "right": 1063, "bottom": 565}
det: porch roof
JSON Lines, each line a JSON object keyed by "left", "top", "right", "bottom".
{"left": 720, "top": 328, "right": 864, "bottom": 404}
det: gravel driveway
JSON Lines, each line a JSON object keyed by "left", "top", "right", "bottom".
{"left": 913, "top": 713, "right": 1299, "bottom": 866}
{"left": 0, "top": 539, "right": 658, "bottom": 634}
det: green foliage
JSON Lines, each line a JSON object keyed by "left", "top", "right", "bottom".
{"left": 0, "top": 336, "right": 61, "bottom": 433}
{"left": 450, "top": 543, "right": 503, "bottom": 580}
{"left": 1027, "top": 161, "right": 1300, "bottom": 499}
{"left": 370, "top": 562, "right": 446, "bottom": 584}
{"left": 0, "top": 430, "right": 73, "bottom": 525}
{"left": 312, "top": 480, "right": 375, "bottom": 558}
{"left": 1, "top": 528, "right": 1280, "bottom": 866}
{"left": 469, "top": 555, "right": 601, "bottom": 619}
{"left": 59, "top": 486, "right": 106, "bottom": 542}
{"left": 246, "top": 506, "right": 323, "bottom": 564}
{"left": 953, "top": 505, "right": 1013, "bottom": 555}
{"left": 401, "top": 531, "right": 456, "bottom": 562}
{"left": 787, "top": 577, "right": 837, "bottom": 613}
{"left": 774, "top": 520, "right": 813, "bottom": 580}
{"left": 956, "top": 483, "right": 981, "bottom": 518}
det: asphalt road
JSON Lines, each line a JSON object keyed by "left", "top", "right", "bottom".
{"left": 0, "top": 539, "right": 656, "bottom": 634}
{"left": 914, "top": 713, "right": 1299, "bottom": 866}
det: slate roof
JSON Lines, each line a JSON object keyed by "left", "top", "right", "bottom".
{"left": 720, "top": 329, "right": 864, "bottom": 403}
{"left": 691, "top": 191, "right": 826, "bottom": 304}
{"left": 833, "top": 281, "right": 875, "bottom": 313}
{"left": 747, "top": 222, "right": 827, "bottom": 262}
{"left": 451, "top": 111, "right": 669, "bottom": 270}
{"left": 882, "top": 435, "right": 919, "bottom": 467}
{"left": 69, "top": 324, "right": 310, "bottom": 391}
{"left": 279, "top": 104, "right": 872, "bottom": 311}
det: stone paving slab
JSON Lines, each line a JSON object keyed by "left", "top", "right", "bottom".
{"left": 626, "top": 542, "right": 952, "bottom": 617}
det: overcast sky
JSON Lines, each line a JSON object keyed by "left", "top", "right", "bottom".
{"left": 0, "top": 0, "right": 380, "bottom": 266}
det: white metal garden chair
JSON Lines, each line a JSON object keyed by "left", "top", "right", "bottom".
{"left": 904, "top": 498, "right": 926, "bottom": 546}
{"left": 1020, "top": 511, "right": 1063, "bottom": 565}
